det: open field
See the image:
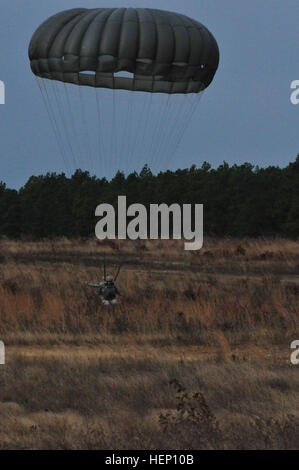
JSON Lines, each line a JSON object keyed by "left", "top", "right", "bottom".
{"left": 0, "top": 238, "right": 298, "bottom": 449}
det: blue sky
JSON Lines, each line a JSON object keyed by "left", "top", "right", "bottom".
{"left": 0, "top": 0, "right": 298, "bottom": 188}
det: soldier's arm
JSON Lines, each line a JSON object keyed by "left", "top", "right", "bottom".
{"left": 87, "top": 283, "right": 102, "bottom": 288}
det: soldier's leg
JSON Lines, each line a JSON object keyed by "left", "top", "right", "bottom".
{"left": 101, "top": 296, "right": 110, "bottom": 306}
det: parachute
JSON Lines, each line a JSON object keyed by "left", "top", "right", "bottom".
{"left": 29, "top": 7, "right": 219, "bottom": 177}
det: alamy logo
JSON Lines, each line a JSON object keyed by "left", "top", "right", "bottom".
{"left": 0, "top": 341, "right": 5, "bottom": 365}
{"left": 290, "top": 340, "right": 299, "bottom": 365}
{"left": 290, "top": 80, "right": 299, "bottom": 105}
{"left": 0, "top": 81, "right": 5, "bottom": 104}
{"left": 95, "top": 196, "right": 203, "bottom": 251}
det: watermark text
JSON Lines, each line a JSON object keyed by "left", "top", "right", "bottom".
{"left": 0, "top": 81, "right": 5, "bottom": 104}
{"left": 95, "top": 196, "right": 203, "bottom": 251}
{"left": 290, "top": 340, "right": 299, "bottom": 365}
{"left": 290, "top": 80, "right": 299, "bottom": 105}
{"left": 0, "top": 341, "right": 5, "bottom": 365}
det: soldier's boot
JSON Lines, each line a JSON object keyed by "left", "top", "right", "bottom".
{"left": 101, "top": 297, "right": 110, "bottom": 306}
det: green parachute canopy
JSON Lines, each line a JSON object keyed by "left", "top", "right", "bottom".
{"left": 29, "top": 8, "right": 219, "bottom": 176}
{"left": 29, "top": 7, "right": 219, "bottom": 94}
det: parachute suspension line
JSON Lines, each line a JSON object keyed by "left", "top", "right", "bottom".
{"left": 63, "top": 82, "right": 84, "bottom": 172}
{"left": 127, "top": 93, "right": 146, "bottom": 174}
{"left": 36, "top": 77, "right": 71, "bottom": 173}
{"left": 114, "top": 88, "right": 122, "bottom": 175}
{"left": 152, "top": 93, "right": 177, "bottom": 171}
{"left": 115, "top": 90, "right": 124, "bottom": 175}
{"left": 145, "top": 93, "right": 166, "bottom": 170}
{"left": 95, "top": 88, "right": 106, "bottom": 177}
{"left": 49, "top": 81, "right": 73, "bottom": 170}
{"left": 166, "top": 94, "right": 193, "bottom": 159}
{"left": 150, "top": 93, "right": 171, "bottom": 171}
{"left": 135, "top": 93, "right": 152, "bottom": 169}
{"left": 138, "top": 78, "right": 155, "bottom": 173}
{"left": 123, "top": 90, "right": 135, "bottom": 175}
{"left": 161, "top": 93, "right": 196, "bottom": 170}
{"left": 116, "top": 90, "right": 127, "bottom": 176}
{"left": 111, "top": 85, "right": 116, "bottom": 175}
{"left": 156, "top": 93, "right": 185, "bottom": 170}
{"left": 127, "top": 77, "right": 138, "bottom": 175}
{"left": 129, "top": 91, "right": 150, "bottom": 174}
{"left": 146, "top": 93, "right": 165, "bottom": 171}
{"left": 127, "top": 76, "right": 139, "bottom": 175}
{"left": 161, "top": 93, "right": 192, "bottom": 169}
{"left": 170, "top": 92, "right": 203, "bottom": 165}
{"left": 50, "top": 80, "right": 78, "bottom": 171}
{"left": 119, "top": 89, "right": 131, "bottom": 175}
{"left": 163, "top": 92, "right": 203, "bottom": 170}
{"left": 173, "top": 94, "right": 202, "bottom": 159}
{"left": 78, "top": 83, "right": 94, "bottom": 173}
{"left": 154, "top": 93, "right": 174, "bottom": 171}
{"left": 128, "top": 81, "right": 145, "bottom": 175}
{"left": 139, "top": 92, "right": 153, "bottom": 171}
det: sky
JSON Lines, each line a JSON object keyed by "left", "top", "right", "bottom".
{"left": 0, "top": 0, "right": 298, "bottom": 189}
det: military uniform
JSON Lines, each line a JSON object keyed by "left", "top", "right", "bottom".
{"left": 88, "top": 280, "right": 120, "bottom": 305}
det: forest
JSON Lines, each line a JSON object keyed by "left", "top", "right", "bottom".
{"left": 0, "top": 155, "right": 298, "bottom": 239}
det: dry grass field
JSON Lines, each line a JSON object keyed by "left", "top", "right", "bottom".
{"left": 0, "top": 237, "right": 298, "bottom": 449}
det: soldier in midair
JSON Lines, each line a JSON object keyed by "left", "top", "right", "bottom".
{"left": 87, "top": 268, "right": 121, "bottom": 305}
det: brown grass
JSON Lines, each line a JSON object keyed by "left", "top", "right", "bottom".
{"left": 0, "top": 237, "right": 298, "bottom": 449}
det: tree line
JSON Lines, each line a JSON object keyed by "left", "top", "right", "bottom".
{"left": 0, "top": 155, "right": 298, "bottom": 239}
